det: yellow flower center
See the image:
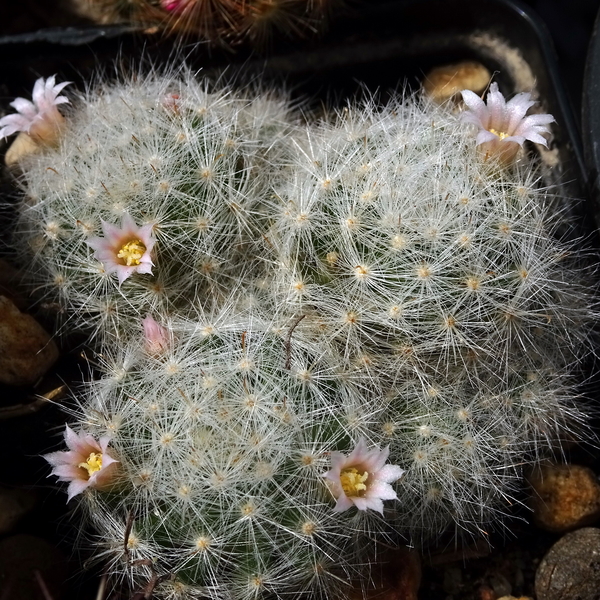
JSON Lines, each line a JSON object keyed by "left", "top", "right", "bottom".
{"left": 340, "top": 467, "right": 369, "bottom": 497}
{"left": 489, "top": 128, "right": 509, "bottom": 140}
{"left": 79, "top": 452, "right": 103, "bottom": 477}
{"left": 117, "top": 239, "right": 146, "bottom": 266}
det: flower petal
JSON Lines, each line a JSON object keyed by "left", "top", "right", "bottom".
{"left": 354, "top": 496, "right": 384, "bottom": 514}
{"left": 43, "top": 450, "right": 72, "bottom": 467}
{"left": 66, "top": 479, "right": 90, "bottom": 502}
{"left": 117, "top": 266, "right": 136, "bottom": 285}
{"left": 375, "top": 464, "right": 405, "bottom": 484}
{"left": 9, "top": 98, "right": 37, "bottom": 118}
{"left": 485, "top": 83, "right": 507, "bottom": 131}
{"left": 460, "top": 89, "right": 488, "bottom": 125}
{"left": 100, "top": 220, "right": 123, "bottom": 240}
{"left": 475, "top": 130, "right": 498, "bottom": 145}
{"left": 502, "top": 135, "right": 526, "bottom": 146}
{"left": 505, "top": 92, "right": 536, "bottom": 134}
{"left": 52, "top": 464, "right": 84, "bottom": 480}
{"left": 64, "top": 425, "right": 90, "bottom": 454}
{"left": 367, "top": 481, "right": 398, "bottom": 501}
{"left": 333, "top": 494, "right": 355, "bottom": 512}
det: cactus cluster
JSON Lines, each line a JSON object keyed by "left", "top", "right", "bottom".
{"left": 3, "top": 68, "right": 596, "bottom": 599}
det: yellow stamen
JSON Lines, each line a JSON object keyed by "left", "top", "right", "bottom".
{"left": 489, "top": 128, "right": 509, "bottom": 140}
{"left": 340, "top": 467, "right": 369, "bottom": 497}
{"left": 117, "top": 239, "right": 146, "bottom": 266}
{"left": 79, "top": 452, "right": 103, "bottom": 477}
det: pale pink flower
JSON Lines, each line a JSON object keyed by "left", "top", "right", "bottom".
{"left": 460, "top": 83, "right": 555, "bottom": 163}
{"left": 322, "top": 438, "right": 405, "bottom": 514}
{"left": 142, "top": 315, "right": 170, "bottom": 354}
{"left": 44, "top": 426, "right": 119, "bottom": 502}
{"left": 0, "top": 76, "right": 71, "bottom": 144}
{"left": 86, "top": 214, "right": 156, "bottom": 285}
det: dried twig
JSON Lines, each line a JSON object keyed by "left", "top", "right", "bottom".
{"left": 123, "top": 512, "right": 172, "bottom": 600}
{"left": 0, "top": 384, "right": 67, "bottom": 420}
{"left": 285, "top": 314, "right": 305, "bottom": 370}
{"left": 130, "top": 572, "right": 172, "bottom": 600}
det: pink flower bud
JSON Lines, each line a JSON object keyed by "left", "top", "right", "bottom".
{"left": 142, "top": 315, "right": 170, "bottom": 354}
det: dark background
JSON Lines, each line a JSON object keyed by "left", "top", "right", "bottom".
{"left": 0, "top": 0, "right": 600, "bottom": 128}
{"left": 523, "top": 0, "right": 600, "bottom": 125}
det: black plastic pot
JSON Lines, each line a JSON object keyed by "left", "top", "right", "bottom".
{"left": 583, "top": 4, "right": 600, "bottom": 227}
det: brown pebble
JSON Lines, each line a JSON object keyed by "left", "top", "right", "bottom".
{"left": 528, "top": 464, "right": 600, "bottom": 532}
{"left": 536, "top": 527, "right": 600, "bottom": 600}
{"left": 478, "top": 584, "right": 496, "bottom": 600}
{"left": 0, "top": 295, "right": 59, "bottom": 387}
{"left": 423, "top": 61, "right": 491, "bottom": 103}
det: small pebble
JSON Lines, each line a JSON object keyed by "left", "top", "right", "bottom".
{"left": 536, "top": 527, "right": 600, "bottom": 600}
{"left": 529, "top": 464, "right": 600, "bottom": 532}
{"left": 478, "top": 585, "right": 495, "bottom": 600}
{"left": 0, "top": 295, "right": 59, "bottom": 387}
{"left": 489, "top": 573, "right": 512, "bottom": 597}
{"left": 423, "top": 61, "right": 491, "bottom": 103}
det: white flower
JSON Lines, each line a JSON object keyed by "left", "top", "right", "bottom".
{"left": 0, "top": 76, "right": 70, "bottom": 144}
{"left": 322, "top": 438, "right": 405, "bottom": 514}
{"left": 460, "top": 83, "right": 554, "bottom": 163}
{"left": 86, "top": 214, "right": 156, "bottom": 285}
{"left": 43, "top": 426, "right": 119, "bottom": 502}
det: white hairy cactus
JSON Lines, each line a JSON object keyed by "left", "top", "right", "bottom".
{"left": 12, "top": 71, "right": 291, "bottom": 342}
{"left": 55, "top": 309, "right": 401, "bottom": 598}
{"left": 264, "top": 92, "right": 594, "bottom": 378}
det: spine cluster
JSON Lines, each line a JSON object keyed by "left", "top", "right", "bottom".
{"left": 7, "top": 70, "right": 596, "bottom": 599}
